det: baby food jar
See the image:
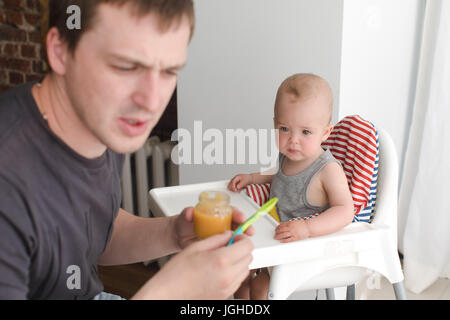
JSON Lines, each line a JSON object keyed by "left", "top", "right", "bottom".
{"left": 193, "top": 191, "right": 233, "bottom": 239}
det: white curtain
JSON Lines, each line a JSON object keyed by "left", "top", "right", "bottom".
{"left": 398, "top": 0, "right": 450, "bottom": 294}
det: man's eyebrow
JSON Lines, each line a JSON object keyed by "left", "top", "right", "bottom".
{"left": 108, "top": 53, "right": 186, "bottom": 70}
{"left": 165, "top": 62, "right": 187, "bottom": 71}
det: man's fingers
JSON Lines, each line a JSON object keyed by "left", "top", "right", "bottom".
{"left": 232, "top": 207, "right": 246, "bottom": 223}
{"left": 221, "top": 244, "right": 253, "bottom": 297}
{"left": 181, "top": 207, "right": 194, "bottom": 222}
{"left": 228, "top": 259, "right": 253, "bottom": 296}
{"left": 217, "top": 236, "right": 254, "bottom": 266}
{"left": 190, "top": 230, "right": 233, "bottom": 252}
{"left": 231, "top": 207, "right": 255, "bottom": 236}
{"left": 193, "top": 233, "right": 253, "bottom": 299}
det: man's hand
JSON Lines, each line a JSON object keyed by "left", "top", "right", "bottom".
{"left": 274, "top": 220, "right": 310, "bottom": 243}
{"left": 174, "top": 206, "right": 255, "bottom": 250}
{"left": 132, "top": 231, "right": 254, "bottom": 299}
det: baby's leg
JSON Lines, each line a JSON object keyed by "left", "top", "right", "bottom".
{"left": 234, "top": 273, "right": 251, "bottom": 299}
{"left": 250, "top": 268, "right": 270, "bottom": 300}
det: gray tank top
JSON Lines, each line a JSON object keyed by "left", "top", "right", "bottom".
{"left": 269, "top": 149, "right": 340, "bottom": 222}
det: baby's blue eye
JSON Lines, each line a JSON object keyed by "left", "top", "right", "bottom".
{"left": 280, "top": 127, "right": 289, "bottom": 132}
{"left": 303, "top": 130, "right": 311, "bottom": 135}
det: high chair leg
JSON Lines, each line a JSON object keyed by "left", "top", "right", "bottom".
{"left": 346, "top": 284, "right": 356, "bottom": 300}
{"left": 325, "top": 288, "right": 335, "bottom": 300}
{"left": 393, "top": 281, "right": 407, "bottom": 300}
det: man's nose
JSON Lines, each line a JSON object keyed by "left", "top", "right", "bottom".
{"left": 132, "top": 71, "right": 160, "bottom": 112}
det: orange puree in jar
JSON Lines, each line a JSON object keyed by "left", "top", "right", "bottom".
{"left": 193, "top": 191, "right": 233, "bottom": 239}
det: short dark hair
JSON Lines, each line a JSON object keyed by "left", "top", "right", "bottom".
{"left": 48, "top": 0, "right": 195, "bottom": 54}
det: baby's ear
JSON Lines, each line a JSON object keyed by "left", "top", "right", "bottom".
{"left": 322, "top": 125, "right": 333, "bottom": 141}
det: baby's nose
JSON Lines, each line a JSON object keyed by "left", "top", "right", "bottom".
{"left": 289, "top": 132, "right": 301, "bottom": 143}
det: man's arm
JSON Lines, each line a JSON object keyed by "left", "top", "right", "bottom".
{"left": 98, "top": 208, "right": 180, "bottom": 266}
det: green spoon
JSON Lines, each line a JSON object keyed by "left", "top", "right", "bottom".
{"left": 227, "top": 197, "right": 278, "bottom": 246}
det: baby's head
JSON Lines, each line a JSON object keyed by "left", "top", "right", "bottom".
{"left": 274, "top": 73, "right": 334, "bottom": 161}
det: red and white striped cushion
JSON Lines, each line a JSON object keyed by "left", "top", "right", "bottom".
{"left": 245, "top": 115, "right": 379, "bottom": 223}
{"left": 322, "top": 115, "right": 378, "bottom": 221}
{"left": 246, "top": 183, "right": 271, "bottom": 207}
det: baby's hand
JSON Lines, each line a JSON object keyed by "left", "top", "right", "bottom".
{"left": 228, "top": 174, "right": 253, "bottom": 192}
{"left": 274, "top": 220, "right": 310, "bottom": 243}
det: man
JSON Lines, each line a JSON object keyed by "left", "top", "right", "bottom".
{"left": 0, "top": 0, "right": 254, "bottom": 299}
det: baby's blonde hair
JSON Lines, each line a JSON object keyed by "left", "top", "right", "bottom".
{"left": 274, "top": 73, "right": 333, "bottom": 124}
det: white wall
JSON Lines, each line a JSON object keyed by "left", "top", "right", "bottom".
{"left": 177, "top": 0, "right": 344, "bottom": 185}
{"left": 339, "top": 0, "right": 425, "bottom": 179}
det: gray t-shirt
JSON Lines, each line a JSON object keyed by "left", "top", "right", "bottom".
{"left": 0, "top": 83, "right": 124, "bottom": 299}
{"left": 269, "top": 149, "right": 339, "bottom": 222}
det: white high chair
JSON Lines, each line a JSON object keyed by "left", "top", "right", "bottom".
{"left": 147, "top": 118, "right": 407, "bottom": 300}
{"left": 266, "top": 127, "right": 407, "bottom": 300}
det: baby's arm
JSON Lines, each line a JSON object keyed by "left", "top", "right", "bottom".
{"left": 274, "top": 162, "right": 354, "bottom": 242}
{"left": 303, "top": 162, "right": 354, "bottom": 237}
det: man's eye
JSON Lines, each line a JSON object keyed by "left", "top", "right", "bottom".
{"left": 114, "top": 65, "right": 137, "bottom": 72}
{"left": 163, "top": 70, "right": 178, "bottom": 76}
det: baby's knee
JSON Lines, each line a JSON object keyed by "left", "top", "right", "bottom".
{"left": 250, "top": 269, "right": 270, "bottom": 299}
{"left": 254, "top": 270, "right": 270, "bottom": 286}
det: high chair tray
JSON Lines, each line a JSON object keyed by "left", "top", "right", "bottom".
{"left": 148, "top": 180, "right": 387, "bottom": 269}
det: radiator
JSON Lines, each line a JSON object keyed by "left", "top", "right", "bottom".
{"left": 121, "top": 136, "right": 179, "bottom": 218}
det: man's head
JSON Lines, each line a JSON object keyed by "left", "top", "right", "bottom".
{"left": 273, "top": 73, "right": 334, "bottom": 161}
{"left": 45, "top": 0, "right": 194, "bottom": 154}
{"left": 48, "top": 0, "right": 195, "bottom": 60}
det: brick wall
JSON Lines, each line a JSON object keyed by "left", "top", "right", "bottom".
{"left": 0, "top": 0, "right": 46, "bottom": 93}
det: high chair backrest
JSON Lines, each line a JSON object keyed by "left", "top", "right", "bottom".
{"left": 246, "top": 115, "right": 380, "bottom": 223}
{"left": 322, "top": 115, "right": 379, "bottom": 223}
{"left": 369, "top": 127, "right": 399, "bottom": 232}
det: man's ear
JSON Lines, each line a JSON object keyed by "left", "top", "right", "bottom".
{"left": 45, "top": 27, "right": 70, "bottom": 75}
{"left": 322, "top": 124, "right": 333, "bottom": 141}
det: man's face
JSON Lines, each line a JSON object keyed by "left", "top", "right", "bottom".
{"left": 62, "top": 4, "right": 190, "bottom": 154}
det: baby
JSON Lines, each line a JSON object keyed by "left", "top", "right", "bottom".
{"left": 228, "top": 73, "right": 354, "bottom": 300}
